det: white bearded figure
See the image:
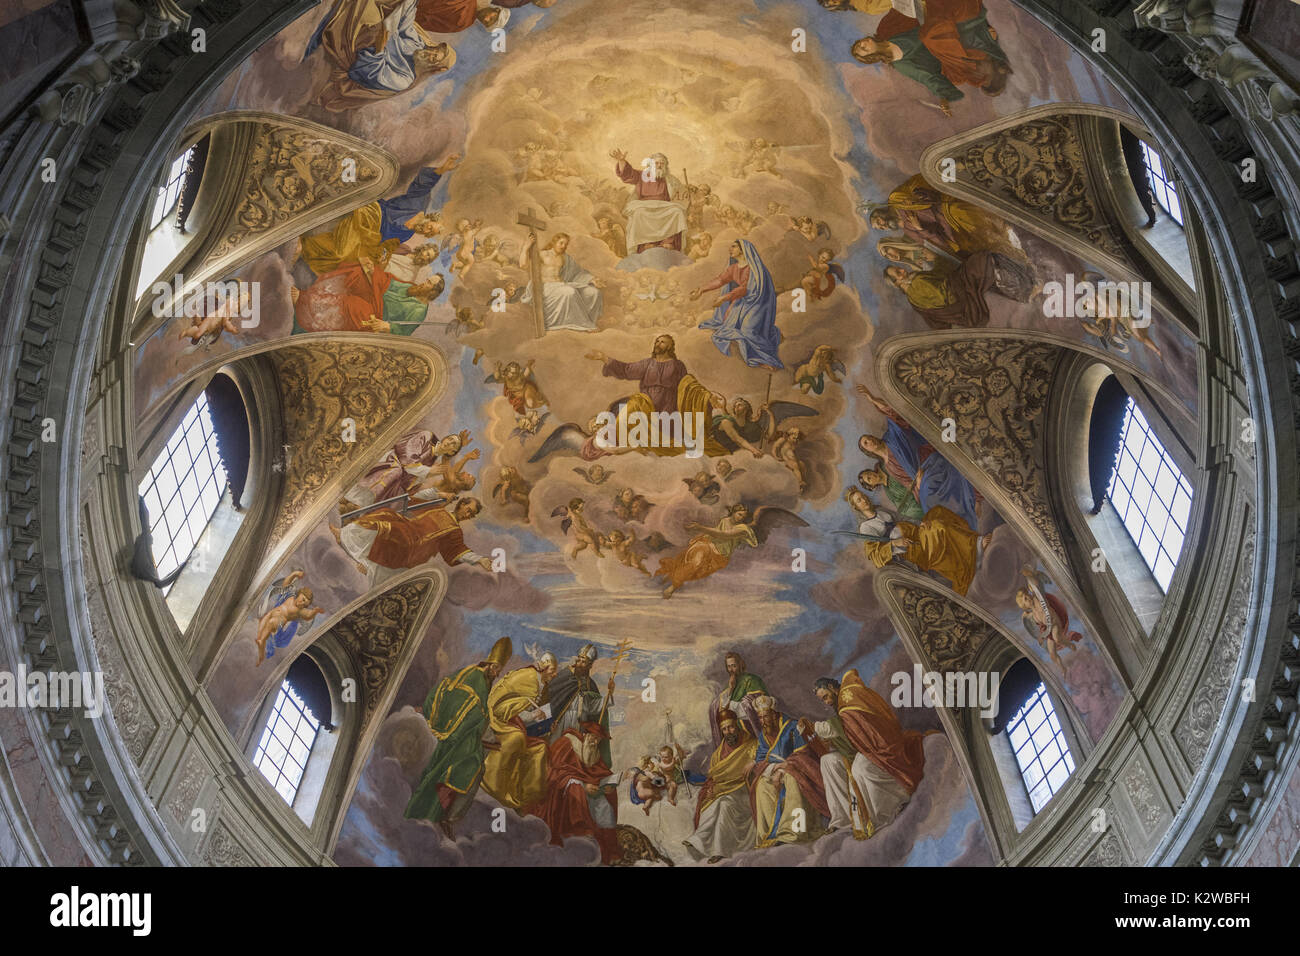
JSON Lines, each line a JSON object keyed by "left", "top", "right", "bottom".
{"left": 610, "top": 149, "right": 689, "bottom": 254}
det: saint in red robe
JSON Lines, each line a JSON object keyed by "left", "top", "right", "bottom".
{"left": 414, "top": 0, "right": 477, "bottom": 32}
{"left": 294, "top": 261, "right": 391, "bottom": 333}
{"left": 835, "top": 669, "right": 926, "bottom": 794}
{"left": 876, "top": 0, "right": 997, "bottom": 91}
{"left": 352, "top": 506, "right": 473, "bottom": 569}
{"left": 527, "top": 725, "right": 622, "bottom": 864}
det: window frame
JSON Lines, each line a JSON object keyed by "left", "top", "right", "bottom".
{"left": 1106, "top": 397, "right": 1193, "bottom": 592}
{"left": 136, "top": 391, "right": 228, "bottom": 592}
{"left": 1139, "top": 140, "right": 1184, "bottom": 227}
{"left": 148, "top": 146, "right": 195, "bottom": 231}
{"left": 1005, "top": 681, "right": 1076, "bottom": 815}
{"left": 252, "top": 679, "right": 323, "bottom": 808}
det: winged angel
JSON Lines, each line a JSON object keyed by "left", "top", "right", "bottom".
{"left": 652, "top": 502, "right": 806, "bottom": 598}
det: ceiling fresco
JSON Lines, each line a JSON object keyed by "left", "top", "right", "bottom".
{"left": 132, "top": 0, "right": 1201, "bottom": 866}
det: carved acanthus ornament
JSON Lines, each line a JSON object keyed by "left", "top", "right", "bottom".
{"left": 885, "top": 337, "right": 1065, "bottom": 561}
{"left": 950, "top": 114, "right": 1125, "bottom": 260}
{"left": 886, "top": 579, "right": 998, "bottom": 675}
{"left": 202, "top": 122, "right": 385, "bottom": 265}
{"left": 267, "top": 342, "right": 437, "bottom": 545}
{"left": 331, "top": 579, "right": 435, "bottom": 720}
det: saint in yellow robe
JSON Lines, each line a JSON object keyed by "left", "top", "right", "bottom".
{"left": 863, "top": 505, "right": 979, "bottom": 595}
{"left": 482, "top": 665, "right": 549, "bottom": 810}
{"left": 299, "top": 202, "right": 398, "bottom": 277}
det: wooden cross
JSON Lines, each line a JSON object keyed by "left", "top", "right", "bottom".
{"left": 517, "top": 206, "right": 548, "bottom": 338}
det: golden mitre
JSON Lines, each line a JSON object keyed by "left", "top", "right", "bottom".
{"left": 485, "top": 636, "right": 513, "bottom": 668}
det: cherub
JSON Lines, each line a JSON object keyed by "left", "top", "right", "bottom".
{"left": 612, "top": 487, "right": 653, "bottom": 523}
{"left": 573, "top": 464, "right": 612, "bottom": 485}
{"left": 175, "top": 306, "right": 241, "bottom": 349}
{"left": 477, "top": 233, "right": 515, "bottom": 267}
{"left": 686, "top": 183, "right": 718, "bottom": 230}
{"left": 715, "top": 459, "right": 746, "bottom": 483}
{"left": 175, "top": 286, "right": 250, "bottom": 349}
{"left": 730, "top": 137, "right": 781, "bottom": 177}
{"left": 1017, "top": 566, "right": 1083, "bottom": 668}
{"left": 629, "top": 755, "right": 667, "bottom": 814}
{"left": 511, "top": 409, "right": 549, "bottom": 443}
{"left": 492, "top": 465, "right": 531, "bottom": 519}
{"left": 487, "top": 359, "right": 548, "bottom": 414}
{"left": 1075, "top": 272, "right": 1162, "bottom": 357}
{"left": 553, "top": 497, "right": 605, "bottom": 558}
{"left": 255, "top": 570, "right": 324, "bottom": 667}
{"left": 771, "top": 427, "right": 808, "bottom": 492}
{"left": 592, "top": 215, "right": 628, "bottom": 259}
{"left": 606, "top": 528, "right": 649, "bottom": 574}
{"left": 451, "top": 218, "right": 484, "bottom": 278}
{"left": 789, "top": 215, "right": 831, "bottom": 243}
{"left": 686, "top": 232, "right": 714, "bottom": 260}
{"left": 800, "top": 248, "right": 846, "bottom": 300}
{"left": 792, "top": 345, "right": 847, "bottom": 395}
{"left": 447, "top": 307, "right": 485, "bottom": 337}
{"left": 653, "top": 744, "right": 686, "bottom": 805}
{"left": 429, "top": 432, "right": 479, "bottom": 494}
{"left": 683, "top": 470, "right": 721, "bottom": 504}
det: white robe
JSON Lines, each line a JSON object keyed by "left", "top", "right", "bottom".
{"left": 623, "top": 175, "right": 688, "bottom": 251}
{"left": 816, "top": 718, "right": 911, "bottom": 835}
{"left": 522, "top": 253, "right": 603, "bottom": 331}
{"left": 685, "top": 790, "right": 755, "bottom": 860}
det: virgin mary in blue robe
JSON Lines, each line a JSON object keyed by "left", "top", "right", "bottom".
{"left": 883, "top": 416, "right": 979, "bottom": 529}
{"left": 695, "top": 239, "right": 783, "bottom": 370}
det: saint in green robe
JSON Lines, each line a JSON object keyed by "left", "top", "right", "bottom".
{"left": 405, "top": 664, "right": 491, "bottom": 823}
{"left": 881, "top": 473, "right": 926, "bottom": 522}
{"left": 382, "top": 278, "right": 430, "bottom": 336}
{"left": 729, "top": 671, "right": 767, "bottom": 702}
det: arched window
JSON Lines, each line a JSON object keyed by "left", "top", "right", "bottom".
{"left": 148, "top": 146, "right": 193, "bottom": 230}
{"left": 1107, "top": 396, "right": 1192, "bottom": 592}
{"left": 1137, "top": 140, "right": 1183, "bottom": 227}
{"left": 979, "top": 657, "right": 1082, "bottom": 836}
{"left": 137, "top": 390, "right": 227, "bottom": 592}
{"left": 136, "top": 135, "right": 210, "bottom": 297}
{"left": 1004, "top": 679, "right": 1076, "bottom": 814}
{"left": 254, "top": 679, "right": 322, "bottom": 805}
{"left": 249, "top": 654, "right": 339, "bottom": 825}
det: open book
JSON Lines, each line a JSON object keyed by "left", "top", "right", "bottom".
{"left": 893, "top": 0, "right": 927, "bottom": 22}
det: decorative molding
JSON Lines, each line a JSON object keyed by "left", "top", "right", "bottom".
{"left": 919, "top": 103, "right": 1160, "bottom": 289}
{"left": 1122, "top": 758, "right": 1165, "bottom": 837}
{"left": 330, "top": 578, "right": 435, "bottom": 721}
{"left": 130, "top": 110, "right": 399, "bottom": 343}
{"left": 200, "top": 117, "right": 388, "bottom": 266}
{"left": 1174, "top": 517, "right": 1255, "bottom": 767}
{"left": 0, "top": 0, "right": 321, "bottom": 866}
{"left": 1011, "top": 0, "right": 1298, "bottom": 869}
{"left": 166, "top": 751, "right": 207, "bottom": 826}
{"left": 267, "top": 340, "right": 438, "bottom": 546}
{"left": 879, "top": 334, "right": 1065, "bottom": 561}
{"left": 1080, "top": 820, "right": 1135, "bottom": 866}
{"left": 200, "top": 819, "right": 254, "bottom": 867}
{"left": 886, "top": 580, "right": 999, "bottom": 675}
